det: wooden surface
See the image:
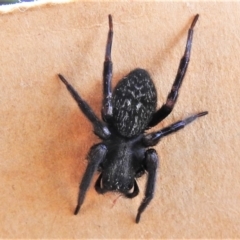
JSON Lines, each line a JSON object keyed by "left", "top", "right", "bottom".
{"left": 0, "top": 1, "right": 240, "bottom": 238}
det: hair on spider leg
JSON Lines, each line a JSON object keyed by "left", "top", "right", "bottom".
{"left": 58, "top": 13, "right": 207, "bottom": 224}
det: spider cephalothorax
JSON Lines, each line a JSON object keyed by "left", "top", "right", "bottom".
{"left": 58, "top": 14, "right": 207, "bottom": 223}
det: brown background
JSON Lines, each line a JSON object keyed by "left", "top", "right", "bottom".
{"left": 0, "top": 1, "right": 240, "bottom": 238}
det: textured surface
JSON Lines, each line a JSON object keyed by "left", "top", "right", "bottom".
{"left": 0, "top": 1, "right": 240, "bottom": 238}
{"left": 113, "top": 68, "right": 157, "bottom": 137}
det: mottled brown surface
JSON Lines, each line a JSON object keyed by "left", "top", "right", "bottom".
{"left": 0, "top": 1, "right": 239, "bottom": 238}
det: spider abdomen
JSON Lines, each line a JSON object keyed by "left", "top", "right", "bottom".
{"left": 112, "top": 68, "right": 157, "bottom": 137}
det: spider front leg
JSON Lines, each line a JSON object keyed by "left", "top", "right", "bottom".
{"left": 58, "top": 74, "right": 110, "bottom": 139}
{"left": 148, "top": 14, "right": 199, "bottom": 127}
{"left": 102, "top": 14, "right": 114, "bottom": 122}
{"left": 136, "top": 149, "right": 158, "bottom": 223}
{"left": 74, "top": 143, "right": 107, "bottom": 215}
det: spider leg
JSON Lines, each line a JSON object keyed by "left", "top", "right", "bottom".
{"left": 125, "top": 180, "right": 139, "bottom": 198}
{"left": 94, "top": 173, "right": 108, "bottom": 194}
{"left": 58, "top": 74, "right": 111, "bottom": 140}
{"left": 102, "top": 14, "right": 114, "bottom": 122}
{"left": 143, "top": 111, "right": 208, "bottom": 147}
{"left": 148, "top": 14, "right": 199, "bottom": 127}
{"left": 136, "top": 149, "right": 158, "bottom": 223}
{"left": 74, "top": 144, "right": 107, "bottom": 215}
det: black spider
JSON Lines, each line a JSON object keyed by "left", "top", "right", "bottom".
{"left": 58, "top": 14, "right": 208, "bottom": 223}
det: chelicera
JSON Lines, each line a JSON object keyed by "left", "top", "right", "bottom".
{"left": 58, "top": 14, "right": 207, "bottom": 223}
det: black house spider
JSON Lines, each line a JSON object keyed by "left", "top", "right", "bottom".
{"left": 58, "top": 14, "right": 207, "bottom": 223}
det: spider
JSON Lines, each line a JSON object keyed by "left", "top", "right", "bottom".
{"left": 58, "top": 14, "right": 208, "bottom": 223}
